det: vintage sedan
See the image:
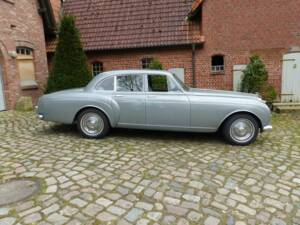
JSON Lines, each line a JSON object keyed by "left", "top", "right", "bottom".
{"left": 37, "top": 70, "right": 272, "bottom": 145}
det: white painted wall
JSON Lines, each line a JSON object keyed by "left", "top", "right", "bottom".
{"left": 282, "top": 53, "right": 300, "bottom": 102}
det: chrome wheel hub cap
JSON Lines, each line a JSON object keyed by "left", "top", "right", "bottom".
{"left": 230, "top": 119, "right": 255, "bottom": 143}
{"left": 80, "top": 113, "right": 104, "bottom": 136}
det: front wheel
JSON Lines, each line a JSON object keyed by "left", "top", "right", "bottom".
{"left": 222, "top": 114, "right": 259, "bottom": 146}
{"left": 77, "top": 109, "right": 110, "bottom": 139}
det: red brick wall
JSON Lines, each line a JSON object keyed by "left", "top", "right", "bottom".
{"left": 0, "top": 0, "right": 49, "bottom": 109}
{"left": 47, "top": 0, "right": 300, "bottom": 98}
{"left": 87, "top": 48, "right": 195, "bottom": 86}
{"left": 196, "top": 0, "right": 300, "bottom": 93}
{"left": 50, "top": 0, "right": 61, "bottom": 23}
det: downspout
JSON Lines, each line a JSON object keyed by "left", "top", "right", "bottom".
{"left": 192, "top": 44, "right": 196, "bottom": 87}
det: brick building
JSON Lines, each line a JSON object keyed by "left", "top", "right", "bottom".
{"left": 47, "top": 0, "right": 300, "bottom": 102}
{"left": 0, "top": 0, "right": 61, "bottom": 110}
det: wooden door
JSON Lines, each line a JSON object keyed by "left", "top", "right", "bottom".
{"left": 282, "top": 53, "right": 300, "bottom": 102}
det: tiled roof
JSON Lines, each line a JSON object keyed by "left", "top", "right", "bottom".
{"left": 189, "top": 0, "right": 204, "bottom": 18}
{"left": 47, "top": 0, "right": 203, "bottom": 52}
{"left": 191, "top": 0, "right": 204, "bottom": 12}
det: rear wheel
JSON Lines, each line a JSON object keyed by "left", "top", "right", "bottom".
{"left": 77, "top": 109, "right": 110, "bottom": 139}
{"left": 222, "top": 114, "right": 259, "bottom": 146}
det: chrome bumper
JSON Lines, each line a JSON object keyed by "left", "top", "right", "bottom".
{"left": 263, "top": 125, "right": 273, "bottom": 132}
{"left": 37, "top": 113, "right": 44, "bottom": 120}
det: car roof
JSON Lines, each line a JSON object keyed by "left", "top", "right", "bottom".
{"left": 86, "top": 70, "right": 173, "bottom": 90}
{"left": 100, "top": 70, "right": 172, "bottom": 78}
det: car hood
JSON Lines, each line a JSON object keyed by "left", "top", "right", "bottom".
{"left": 187, "top": 88, "right": 260, "bottom": 100}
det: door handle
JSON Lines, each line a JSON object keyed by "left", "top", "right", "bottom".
{"left": 147, "top": 95, "right": 158, "bottom": 99}
{"left": 115, "top": 95, "right": 125, "bottom": 98}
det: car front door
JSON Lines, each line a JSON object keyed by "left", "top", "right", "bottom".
{"left": 113, "top": 74, "right": 146, "bottom": 127}
{"left": 146, "top": 74, "right": 190, "bottom": 129}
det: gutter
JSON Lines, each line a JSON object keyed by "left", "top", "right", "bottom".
{"left": 37, "top": 0, "right": 56, "bottom": 35}
{"left": 192, "top": 44, "right": 196, "bottom": 88}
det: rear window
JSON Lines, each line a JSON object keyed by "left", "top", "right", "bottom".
{"left": 95, "top": 77, "right": 114, "bottom": 91}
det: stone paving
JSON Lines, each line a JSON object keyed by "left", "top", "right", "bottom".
{"left": 0, "top": 111, "right": 300, "bottom": 225}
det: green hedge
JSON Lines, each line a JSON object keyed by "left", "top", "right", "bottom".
{"left": 46, "top": 15, "right": 91, "bottom": 93}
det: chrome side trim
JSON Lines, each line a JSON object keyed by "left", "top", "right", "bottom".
{"left": 263, "top": 125, "right": 273, "bottom": 132}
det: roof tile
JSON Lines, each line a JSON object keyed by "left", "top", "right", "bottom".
{"left": 47, "top": 0, "right": 203, "bottom": 52}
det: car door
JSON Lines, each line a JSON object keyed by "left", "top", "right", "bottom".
{"left": 146, "top": 74, "right": 190, "bottom": 128}
{"left": 113, "top": 74, "right": 146, "bottom": 127}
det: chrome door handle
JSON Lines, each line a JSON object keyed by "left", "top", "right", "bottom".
{"left": 115, "top": 95, "right": 125, "bottom": 98}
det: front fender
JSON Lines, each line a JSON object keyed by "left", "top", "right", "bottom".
{"left": 217, "top": 102, "right": 271, "bottom": 130}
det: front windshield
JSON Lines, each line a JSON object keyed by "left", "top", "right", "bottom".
{"left": 172, "top": 73, "right": 190, "bottom": 91}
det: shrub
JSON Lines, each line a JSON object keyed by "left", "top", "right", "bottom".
{"left": 241, "top": 55, "right": 277, "bottom": 103}
{"left": 260, "top": 84, "right": 277, "bottom": 104}
{"left": 46, "top": 15, "right": 91, "bottom": 93}
{"left": 148, "top": 59, "right": 163, "bottom": 70}
{"left": 241, "top": 55, "right": 268, "bottom": 93}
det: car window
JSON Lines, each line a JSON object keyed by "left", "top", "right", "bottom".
{"left": 168, "top": 78, "right": 181, "bottom": 92}
{"left": 172, "top": 73, "right": 189, "bottom": 91}
{"left": 95, "top": 77, "right": 114, "bottom": 91}
{"left": 148, "top": 75, "right": 181, "bottom": 92}
{"left": 148, "top": 75, "right": 168, "bottom": 92}
{"left": 116, "top": 75, "right": 143, "bottom": 92}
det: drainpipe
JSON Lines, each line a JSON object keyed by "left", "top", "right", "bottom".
{"left": 192, "top": 44, "right": 196, "bottom": 88}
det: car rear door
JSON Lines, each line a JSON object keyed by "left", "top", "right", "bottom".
{"left": 146, "top": 74, "right": 190, "bottom": 129}
{"left": 113, "top": 74, "right": 146, "bottom": 127}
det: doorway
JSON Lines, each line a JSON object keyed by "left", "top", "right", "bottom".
{"left": 233, "top": 65, "right": 247, "bottom": 92}
{"left": 282, "top": 53, "right": 300, "bottom": 102}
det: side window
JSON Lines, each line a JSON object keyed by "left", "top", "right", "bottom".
{"left": 148, "top": 75, "right": 181, "bottom": 92}
{"left": 96, "top": 77, "right": 114, "bottom": 91}
{"left": 148, "top": 75, "right": 168, "bottom": 92}
{"left": 116, "top": 75, "right": 144, "bottom": 92}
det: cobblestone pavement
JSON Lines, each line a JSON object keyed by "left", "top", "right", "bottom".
{"left": 0, "top": 111, "right": 300, "bottom": 225}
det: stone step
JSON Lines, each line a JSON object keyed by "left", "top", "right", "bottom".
{"left": 273, "top": 102, "right": 300, "bottom": 107}
{"left": 274, "top": 105, "right": 300, "bottom": 113}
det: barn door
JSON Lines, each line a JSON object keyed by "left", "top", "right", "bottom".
{"left": 0, "top": 65, "right": 5, "bottom": 111}
{"left": 282, "top": 53, "right": 300, "bottom": 102}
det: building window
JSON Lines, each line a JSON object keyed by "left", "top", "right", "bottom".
{"left": 141, "top": 57, "right": 153, "bottom": 69}
{"left": 16, "top": 47, "right": 37, "bottom": 89}
{"left": 92, "top": 62, "right": 104, "bottom": 76}
{"left": 211, "top": 55, "right": 225, "bottom": 74}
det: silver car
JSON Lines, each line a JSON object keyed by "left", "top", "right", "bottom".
{"left": 37, "top": 70, "right": 272, "bottom": 145}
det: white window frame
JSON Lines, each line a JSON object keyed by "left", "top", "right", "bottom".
{"left": 92, "top": 62, "right": 104, "bottom": 76}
